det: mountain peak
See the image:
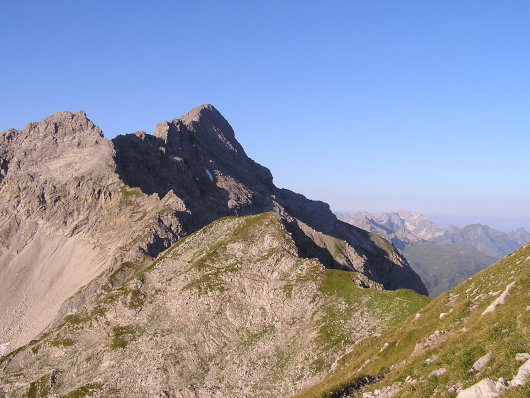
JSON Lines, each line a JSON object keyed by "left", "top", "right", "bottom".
{"left": 14, "top": 110, "right": 104, "bottom": 143}
{"left": 181, "top": 103, "right": 220, "bottom": 120}
{"left": 180, "top": 104, "right": 232, "bottom": 133}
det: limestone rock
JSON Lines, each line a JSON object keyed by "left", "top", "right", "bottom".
{"left": 0, "top": 106, "right": 430, "bottom": 396}
{"left": 510, "top": 358, "right": 530, "bottom": 387}
{"left": 412, "top": 330, "right": 449, "bottom": 356}
{"left": 0, "top": 213, "right": 427, "bottom": 398}
{"left": 0, "top": 342, "right": 9, "bottom": 356}
{"left": 482, "top": 281, "right": 516, "bottom": 315}
{"left": 457, "top": 378, "right": 499, "bottom": 398}
{"left": 429, "top": 368, "right": 447, "bottom": 378}
{"left": 495, "top": 378, "right": 508, "bottom": 392}
{"left": 470, "top": 352, "right": 492, "bottom": 373}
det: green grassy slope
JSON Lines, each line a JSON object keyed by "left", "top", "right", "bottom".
{"left": 293, "top": 243, "right": 530, "bottom": 398}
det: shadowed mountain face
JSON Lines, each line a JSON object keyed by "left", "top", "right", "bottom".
{"left": 111, "top": 105, "right": 426, "bottom": 294}
{"left": 0, "top": 105, "right": 427, "bottom": 356}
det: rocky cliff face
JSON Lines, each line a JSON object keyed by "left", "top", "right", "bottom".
{"left": 0, "top": 111, "right": 120, "bottom": 352}
{"left": 0, "top": 105, "right": 426, "bottom": 367}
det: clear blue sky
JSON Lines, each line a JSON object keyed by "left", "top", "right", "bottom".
{"left": 1, "top": 1, "right": 529, "bottom": 231}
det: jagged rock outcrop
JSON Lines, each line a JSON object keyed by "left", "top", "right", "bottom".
{"left": 0, "top": 105, "right": 427, "bottom": 356}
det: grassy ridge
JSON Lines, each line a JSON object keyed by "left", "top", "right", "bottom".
{"left": 293, "top": 243, "right": 530, "bottom": 397}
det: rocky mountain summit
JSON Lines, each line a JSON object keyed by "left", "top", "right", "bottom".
{"left": 0, "top": 105, "right": 428, "bottom": 396}
{"left": 431, "top": 224, "right": 530, "bottom": 259}
{"left": 348, "top": 210, "right": 446, "bottom": 248}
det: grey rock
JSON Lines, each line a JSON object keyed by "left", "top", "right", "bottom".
{"left": 429, "top": 367, "right": 447, "bottom": 378}
{"left": 0, "top": 105, "right": 428, "bottom": 353}
{"left": 363, "top": 384, "right": 402, "bottom": 397}
{"left": 447, "top": 383, "right": 462, "bottom": 393}
{"left": 510, "top": 358, "right": 530, "bottom": 387}
{"left": 495, "top": 378, "right": 508, "bottom": 392}
{"left": 471, "top": 351, "right": 492, "bottom": 373}
{"left": 425, "top": 354, "right": 439, "bottom": 364}
{"left": 457, "top": 378, "right": 499, "bottom": 398}
{"left": 0, "top": 105, "right": 431, "bottom": 396}
{"left": 0, "top": 213, "right": 425, "bottom": 397}
{"left": 482, "top": 282, "right": 516, "bottom": 316}
{"left": 412, "top": 330, "right": 449, "bottom": 356}
{"left": 112, "top": 105, "right": 427, "bottom": 294}
{"left": 379, "top": 342, "right": 390, "bottom": 352}
{"left": 0, "top": 342, "right": 9, "bottom": 356}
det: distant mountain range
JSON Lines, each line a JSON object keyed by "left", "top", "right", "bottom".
{"left": 339, "top": 210, "right": 530, "bottom": 297}
{"left": 431, "top": 223, "right": 530, "bottom": 259}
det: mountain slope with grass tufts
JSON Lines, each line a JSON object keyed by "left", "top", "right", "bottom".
{"left": 0, "top": 212, "right": 429, "bottom": 397}
{"left": 293, "top": 243, "right": 530, "bottom": 398}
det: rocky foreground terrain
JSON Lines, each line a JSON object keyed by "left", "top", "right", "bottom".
{"left": 0, "top": 105, "right": 428, "bottom": 396}
{"left": 295, "top": 243, "right": 530, "bottom": 397}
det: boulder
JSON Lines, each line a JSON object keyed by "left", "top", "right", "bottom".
{"left": 510, "top": 358, "right": 530, "bottom": 387}
{"left": 457, "top": 378, "right": 499, "bottom": 398}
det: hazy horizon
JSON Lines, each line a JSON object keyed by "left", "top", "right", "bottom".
{"left": 331, "top": 207, "right": 530, "bottom": 234}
